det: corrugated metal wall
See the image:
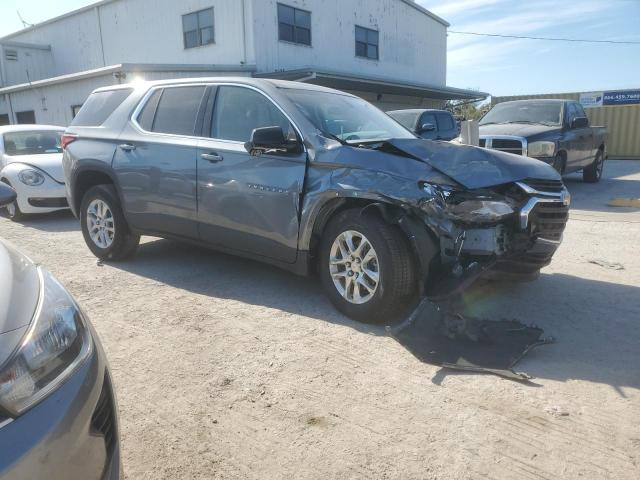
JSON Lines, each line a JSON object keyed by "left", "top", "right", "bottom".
{"left": 493, "top": 92, "right": 640, "bottom": 159}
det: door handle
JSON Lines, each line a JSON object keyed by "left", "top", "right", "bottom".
{"left": 201, "top": 153, "right": 224, "bottom": 163}
{"left": 119, "top": 144, "right": 136, "bottom": 152}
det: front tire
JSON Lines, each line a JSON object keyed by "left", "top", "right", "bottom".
{"left": 583, "top": 150, "right": 604, "bottom": 183}
{"left": 319, "top": 208, "right": 417, "bottom": 324}
{"left": 552, "top": 154, "right": 565, "bottom": 174}
{"left": 80, "top": 184, "right": 139, "bottom": 260}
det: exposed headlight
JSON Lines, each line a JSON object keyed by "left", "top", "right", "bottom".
{"left": 528, "top": 141, "right": 556, "bottom": 158}
{"left": 0, "top": 268, "right": 92, "bottom": 416}
{"left": 450, "top": 200, "right": 514, "bottom": 223}
{"left": 18, "top": 169, "right": 45, "bottom": 186}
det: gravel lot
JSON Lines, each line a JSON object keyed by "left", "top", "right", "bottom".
{"left": 1, "top": 160, "right": 639, "bottom": 480}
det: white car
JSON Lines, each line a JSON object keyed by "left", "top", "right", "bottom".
{"left": 0, "top": 125, "right": 68, "bottom": 221}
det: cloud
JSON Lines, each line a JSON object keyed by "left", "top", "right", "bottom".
{"left": 419, "top": 0, "right": 506, "bottom": 17}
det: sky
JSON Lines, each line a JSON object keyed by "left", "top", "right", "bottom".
{"left": 0, "top": 0, "right": 638, "bottom": 96}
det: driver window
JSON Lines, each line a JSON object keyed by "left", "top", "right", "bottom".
{"left": 211, "top": 86, "right": 293, "bottom": 142}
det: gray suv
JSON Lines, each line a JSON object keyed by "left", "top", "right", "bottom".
{"left": 63, "top": 78, "right": 569, "bottom": 323}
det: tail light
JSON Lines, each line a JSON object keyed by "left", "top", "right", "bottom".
{"left": 61, "top": 134, "right": 78, "bottom": 151}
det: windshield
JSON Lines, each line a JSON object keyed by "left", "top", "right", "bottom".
{"left": 480, "top": 102, "right": 563, "bottom": 126}
{"left": 3, "top": 131, "right": 63, "bottom": 156}
{"left": 282, "top": 88, "right": 415, "bottom": 143}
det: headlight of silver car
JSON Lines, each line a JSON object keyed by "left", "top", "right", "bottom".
{"left": 528, "top": 141, "right": 556, "bottom": 158}
{"left": 18, "top": 169, "right": 46, "bottom": 187}
{"left": 450, "top": 200, "right": 515, "bottom": 223}
{"left": 0, "top": 268, "right": 92, "bottom": 416}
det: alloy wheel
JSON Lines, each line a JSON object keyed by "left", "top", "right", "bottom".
{"left": 329, "top": 230, "right": 380, "bottom": 304}
{"left": 87, "top": 199, "right": 115, "bottom": 249}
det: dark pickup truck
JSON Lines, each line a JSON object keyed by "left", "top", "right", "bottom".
{"left": 479, "top": 99, "right": 607, "bottom": 182}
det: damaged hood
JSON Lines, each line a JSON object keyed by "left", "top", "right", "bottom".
{"left": 4, "top": 153, "right": 65, "bottom": 183}
{"left": 384, "top": 138, "right": 560, "bottom": 190}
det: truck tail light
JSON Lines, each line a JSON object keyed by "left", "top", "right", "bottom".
{"left": 61, "top": 134, "right": 78, "bottom": 151}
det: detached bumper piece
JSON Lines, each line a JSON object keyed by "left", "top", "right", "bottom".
{"left": 27, "top": 197, "right": 69, "bottom": 208}
{"left": 390, "top": 298, "right": 553, "bottom": 381}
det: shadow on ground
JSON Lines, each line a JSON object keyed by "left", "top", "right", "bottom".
{"left": 0, "top": 210, "right": 78, "bottom": 232}
{"left": 111, "top": 238, "right": 640, "bottom": 391}
{"left": 564, "top": 160, "right": 640, "bottom": 213}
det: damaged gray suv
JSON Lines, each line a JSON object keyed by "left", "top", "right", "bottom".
{"left": 62, "top": 78, "right": 570, "bottom": 323}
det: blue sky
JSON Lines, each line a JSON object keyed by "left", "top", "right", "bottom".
{"left": 0, "top": 0, "right": 638, "bottom": 96}
{"left": 419, "top": 0, "right": 640, "bottom": 95}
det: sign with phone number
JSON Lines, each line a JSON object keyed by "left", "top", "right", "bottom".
{"left": 580, "top": 90, "right": 640, "bottom": 108}
{"left": 603, "top": 90, "right": 640, "bottom": 106}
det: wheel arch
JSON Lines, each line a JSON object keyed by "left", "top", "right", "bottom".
{"left": 306, "top": 195, "right": 439, "bottom": 288}
{"left": 72, "top": 164, "right": 118, "bottom": 216}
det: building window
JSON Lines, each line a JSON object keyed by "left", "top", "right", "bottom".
{"left": 278, "top": 3, "right": 311, "bottom": 46}
{"left": 355, "top": 26, "right": 379, "bottom": 60}
{"left": 0, "top": 114, "right": 9, "bottom": 126}
{"left": 16, "top": 110, "right": 36, "bottom": 124}
{"left": 71, "top": 104, "right": 83, "bottom": 119}
{"left": 5, "top": 50, "right": 18, "bottom": 61}
{"left": 182, "top": 7, "right": 214, "bottom": 49}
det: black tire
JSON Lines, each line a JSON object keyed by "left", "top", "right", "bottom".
{"left": 319, "top": 208, "right": 417, "bottom": 324}
{"left": 583, "top": 150, "right": 604, "bottom": 183}
{"left": 551, "top": 154, "right": 565, "bottom": 174}
{"left": 1, "top": 179, "right": 24, "bottom": 222}
{"left": 80, "top": 184, "right": 139, "bottom": 261}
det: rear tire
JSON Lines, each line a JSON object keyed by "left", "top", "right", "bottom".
{"left": 80, "top": 184, "right": 139, "bottom": 261}
{"left": 583, "top": 150, "right": 604, "bottom": 183}
{"left": 319, "top": 208, "right": 417, "bottom": 324}
{"left": 1, "top": 179, "right": 24, "bottom": 222}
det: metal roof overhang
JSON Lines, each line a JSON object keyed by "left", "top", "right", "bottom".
{"left": 255, "top": 69, "right": 488, "bottom": 101}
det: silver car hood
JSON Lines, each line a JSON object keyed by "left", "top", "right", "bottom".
{"left": 3, "top": 153, "right": 65, "bottom": 183}
{"left": 0, "top": 240, "right": 39, "bottom": 366}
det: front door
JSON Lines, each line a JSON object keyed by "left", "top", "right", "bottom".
{"left": 196, "top": 85, "right": 307, "bottom": 263}
{"left": 113, "top": 85, "right": 207, "bottom": 238}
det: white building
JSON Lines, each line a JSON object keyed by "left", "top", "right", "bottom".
{"left": 0, "top": 0, "right": 486, "bottom": 127}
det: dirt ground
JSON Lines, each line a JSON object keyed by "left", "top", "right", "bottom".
{"left": 1, "top": 160, "right": 639, "bottom": 480}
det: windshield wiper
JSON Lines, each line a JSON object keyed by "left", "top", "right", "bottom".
{"left": 320, "top": 131, "right": 347, "bottom": 145}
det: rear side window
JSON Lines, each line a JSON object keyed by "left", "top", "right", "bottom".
{"left": 436, "top": 113, "right": 455, "bottom": 131}
{"left": 151, "top": 86, "right": 206, "bottom": 136}
{"left": 71, "top": 89, "right": 133, "bottom": 126}
{"left": 211, "top": 86, "right": 292, "bottom": 142}
{"left": 137, "top": 89, "right": 162, "bottom": 131}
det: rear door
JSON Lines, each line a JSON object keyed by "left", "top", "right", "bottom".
{"left": 196, "top": 84, "right": 306, "bottom": 263}
{"left": 113, "top": 85, "right": 208, "bottom": 238}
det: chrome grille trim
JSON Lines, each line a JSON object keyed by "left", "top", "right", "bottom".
{"left": 479, "top": 135, "right": 528, "bottom": 156}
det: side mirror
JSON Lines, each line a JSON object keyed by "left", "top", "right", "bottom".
{"left": 0, "top": 182, "right": 17, "bottom": 207}
{"left": 245, "top": 126, "right": 297, "bottom": 154}
{"left": 571, "top": 117, "right": 589, "bottom": 129}
{"left": 418, "top": 123, "right": 436, "bottom": 134}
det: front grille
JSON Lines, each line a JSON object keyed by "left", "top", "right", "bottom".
{"left": 530, "top": 202, "right": 569, "bottom": 241}
{"left": 491, "top": 139, "right": 523, "bottom": 156}
{"left": 91, "top": 374, "right": 117, "bottom": 458}
{"left": 523, "top": 178, "right": 564, "bottom": 193}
